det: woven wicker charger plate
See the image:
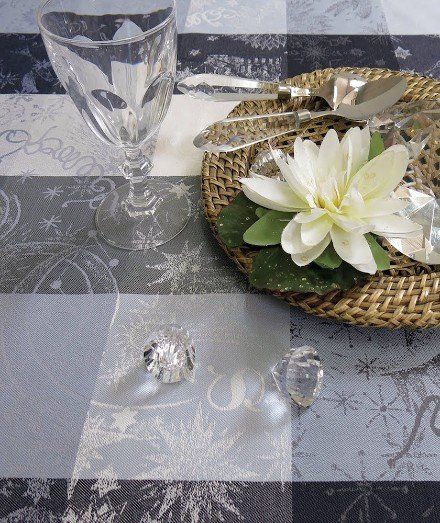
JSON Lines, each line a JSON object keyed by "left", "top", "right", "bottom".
{"left": 201, "top": 67, "right": 440, "bottom": 329}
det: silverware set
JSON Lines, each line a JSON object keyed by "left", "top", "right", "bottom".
{"left": 177, "top": 72, "right": 408, "bottom": 152}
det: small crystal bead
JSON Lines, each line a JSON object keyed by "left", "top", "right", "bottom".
{"left": 144, "top": 324, "right": 195, "bottom": 383}
{"left": 272, "top": 345, "right": 323, "bottom": 408}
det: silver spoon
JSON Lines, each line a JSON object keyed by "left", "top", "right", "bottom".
{"left": 193, "top": 76, "right": 407, "bottom": 153}
{"left": 178, "top": 72, "right": 367, "bottom": 109}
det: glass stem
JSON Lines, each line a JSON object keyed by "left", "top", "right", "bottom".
{"left": 122, "top": 148, "right": 155, "bottom": 215}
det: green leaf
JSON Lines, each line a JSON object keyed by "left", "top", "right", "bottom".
{"left": 243, "top": 210, "right": 293, "bottom": 246}
{"left": 255, "top": 207, "right": 270, "bottom": 218}
{"left": 217, "top": 192, "right": 260, "bottom": 247}
{"left": 314, "top": 244, "right": 343, "bottom": 269}
{"left": 368, "top": 131, "right": 385, "bottom": 160}
{"left": 250, "top": 246, "right": 364, "bottom": 295}
{"left": 365, "top": 233, "right": 391, "bottom": 271}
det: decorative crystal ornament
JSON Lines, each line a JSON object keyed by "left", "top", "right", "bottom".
{"left": 385, "top": 187, "right": 440, "bottom": 264}
{"left": 272, "top": 346, "right": 323, "bottom": 408}
{"left": 368, "top": 101, "right": 438, "bottom": 160}
{"left": 144, "top": 325, "right": 195, "bottom": 383}
{"left": 249, "top": 149, "right": 287, "bottom": 179}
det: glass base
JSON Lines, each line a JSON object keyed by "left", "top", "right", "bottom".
{"left": 95, "top": 179, "right": 190, "bottom": 250}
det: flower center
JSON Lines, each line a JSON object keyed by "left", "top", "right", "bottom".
{"left": 315, "top": 177, "right": 344, "bottom": 211}
{"left": 316, "top": 193, "right": 342, "bottom": 212}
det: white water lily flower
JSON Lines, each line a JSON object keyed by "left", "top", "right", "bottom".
{"left": 240, "top": 127, "right": 422, "bottom": 274}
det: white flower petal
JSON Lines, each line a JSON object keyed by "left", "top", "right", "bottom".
{"left": 271, "top": 148, "right": 314, "bottom": 203}
{"left": 340, "top": 185, "right": 365, "bottom": 212}
{"left": 294, "top": 208, "right": 327, "bottom": 223}
{"left": 303, "top": 139, "right": 319, "bottom": 162}
{"left": 352, "top": 258, "right": 378, "bottom": 274}
{"left": 317, "top": 129, "right": 342, "bottom": 181}
{"left": 299, "top": 139, "right": 319, "bottom": 168}
{"left": 291, "top": 235, "right": 331, "bottom": 266}
{"left": 318, "top": 168, "right": 341, "bottom": 204}
{"left": 350, "top": 145, "right": 409, "bottom": 200}
{"left": 342, "top": 133, "right": 354, "bottom": 181}
{"left": 240, "top": 176, "right": 308, "bottom": 212}
{"left": 281, "top": 219, "right": 310, "bottom": 254}
{"left": 330, "top": 213, "right": 369, "bottom": 233}
{"left": 370, "top": 215, "right": 422, "bottom": 237}
{"left": 291, "top": 137, "right": 318, "bottom": 190}
{"left": 301, "top": 214, "right": 333, "bottom": 246}
{"left": 330, "top": 226, "right": 374, "bottom": 265}
{"left": 356, "top": 197, "right": 408, "bottom": 218}
{"left": 360, "top": 126, "right": 371, "bottom": 152}
{"left": 318, "top": 194, "right": 339, "bottom": 214}
{"left": 341, "top": 126, "right": 370, "bottom": 180}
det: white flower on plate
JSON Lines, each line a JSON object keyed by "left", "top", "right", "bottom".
{"left": 240, "top": 127, "right": 422, "bottom": 274}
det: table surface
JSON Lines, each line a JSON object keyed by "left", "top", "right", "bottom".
{"left": 1, "top": 1, "right": 440, "bottom": 522}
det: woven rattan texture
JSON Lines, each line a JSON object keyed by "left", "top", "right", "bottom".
{"left": 201, "top": 67, "right": 440, "bottom": 328}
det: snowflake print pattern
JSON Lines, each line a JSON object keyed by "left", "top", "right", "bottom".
{"left": 43, "top": 186, "right": 64, "bottom": 200}
{"left": 355, "top": 354, "right": 385, "bottom": 380}
{"left": 136, "top": 404, "right": 257, "bottom": 481}
{"left": 144, "top": 241, "right": 240, "bottom": 294}
{"left": 326, "top": 480, "right": 407, "bottom": 522}
{"left": 364, "top": 386, "right": 406, "bottom": 431}
{"left": 69, "top": 412, "right": 141, "bottom": 496}
{"left": 19, "top": 169, "right": 37, "bottom": 184}
{"left": 0, "top": 479, "right": 16, "bottom": 498}
{"left": 91, "top": 466, "right": 121, "bottom": 498}
{"left": 327, "top": 450, "right": 406, "bottom": 521}
{"left": 321, "top": 390, "right": 363, "bottom": 415}
{"left": 231, "top": 35, "right": 286, "bottom": 51}
{"left": 23, "top": 479, "right": 53, "bottom": 505}
{"left": 141, "top": 481, "right": 245, "bottom": 523}
{"left": 38, "top": 214, "right": 62, "bottom": 232}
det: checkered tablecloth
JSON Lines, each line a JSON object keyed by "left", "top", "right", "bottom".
{"left": 1, "top": 1, "right": 440, "bottom": 522}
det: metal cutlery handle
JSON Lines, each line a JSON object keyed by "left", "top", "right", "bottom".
{"left": 178, "top": 73, "right": 311, "bottom": 102}
{"left": 221, "top": 109, "right": 313, "bottom": 125}
{"left": 193, "top": 109, "right": 319, "bottom": 152}
{"left": 193, "top": 76, "right": 408, "bottom": 152}
{"left": 280, "top": 86, "right": 312, "bottom": 100}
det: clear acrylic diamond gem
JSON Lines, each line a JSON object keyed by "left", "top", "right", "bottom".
{"left": 249, "top": 149, "right": 288, "bottom": 180}
{"left": 144, "top": 324, "right": 195, "bottom": 383}
{"left": 368, "top": 101, "right": 438, "bottom": 160}
{"left": 272, "top": 345, "right": 323, "bottom": 408}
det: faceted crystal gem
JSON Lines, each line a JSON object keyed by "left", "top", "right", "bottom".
{"left": 368, "top": 101, "right": 438, "bottom": 160}
{"left": 144, "top": 324, "right": 195, "bottom": 383}
{"left": 272, "top": 345, "right": 323, "bottom": 408}
{"left": 249, "top": 149, "right": 288, "bottom": 180}
{"left": 386, "top": 188, "right": 440, "bottom": 264}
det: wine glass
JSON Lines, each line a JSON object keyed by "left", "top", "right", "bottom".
{"left": 37, "top": 0, "right": 190, "bottom": 250}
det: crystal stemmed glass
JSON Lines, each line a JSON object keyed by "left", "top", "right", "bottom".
{"left": 37, "top": 0, "right": 190, "bottom": 250}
